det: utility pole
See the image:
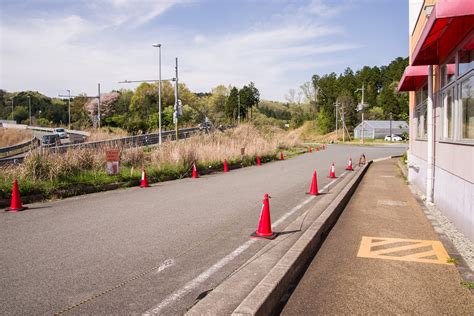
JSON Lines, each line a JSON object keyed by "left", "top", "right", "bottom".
{"left": 334, "top": 101, "right": 339, "bottom": 143}
{"left": 59, "top": 91, "right": 100, "bottom": 129}
{"left": 174, "top": 57, "right": 179, "bottom": 141}
{"left": 341, "top": 102, "right": 346, "bottom": 143}
{"left": 67, "top": 89, "right": 71, "bottom": 129}
{"left": 389, "top": 112, "right": 393, "bottom": 142}
{"left": 10, "top": 97, "right": 14, "bottom": 121}
{"left": 97, "top": 83, "right": 101, "bottom": 129}
{"left": 153, "top": 43, "right": 163, "bottom": 144}
{"left": 27, "top": 96, "right": 31, "bottom": 125}
{"left": 356, "top": 83, "right": 366, "bottom": 144}
{"left": 237, "top": 93, "right": 241, "bottom": 124}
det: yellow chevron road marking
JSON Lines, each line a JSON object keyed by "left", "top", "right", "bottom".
{"left": 357, "top": 236, "right": 452, "bottom": 265}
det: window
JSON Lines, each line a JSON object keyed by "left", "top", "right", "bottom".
{"left": 442, "top": 87, "right": 454, "bottom": 138}
{"left": 416, "top": 101, "right": 427, "bottom": 139}
{"left": 416, "top": 85, "right": 427, "bottom": 105}
{"left": 461, "top": 75, "right": 474, "bottom": 139}
{"left": 415, "top": 85, "right": 428, "bottom": 140}
{"left": 441, "top": 57, "right": 455, "bottom": 88}
{"left": 459, "top": 48, "right": 474, "bottom": 77}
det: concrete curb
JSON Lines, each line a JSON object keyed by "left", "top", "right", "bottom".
{"left": 231, "top": 160, "right": 373, "bottom": 316}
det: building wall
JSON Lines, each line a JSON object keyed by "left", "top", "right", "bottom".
{"left": 407, "top": 0, "right": 473, "bottom": 242}
{"left": 433, "top": 165, "right": 474, "bottom": 241}
{"left": 354, "top": 126, "right": 374, "bottom": 139}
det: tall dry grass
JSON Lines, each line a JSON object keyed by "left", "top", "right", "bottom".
{"left": 1, "top": 124, "right": 301, "bottom": 184}
{"left": 0, "top": 128, "right": 33, "bottom": 147}
{"left": 85, "top": 127, "right": 129, "bottom": 142}
{"left": 150, "top": 125, "right": 300, "bottom": 167}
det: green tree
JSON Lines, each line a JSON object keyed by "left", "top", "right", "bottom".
{"left": 239, "top": 82, "right": 260, "bottom": 120}
{"left": 12, "top": 106, "right": 28, "bottom": 123}
{"left": 225, "top": 87, "right": 239, "bottom": 121}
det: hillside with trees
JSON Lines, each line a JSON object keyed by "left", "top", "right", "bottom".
{"left": 0, "top": 57, "right": 408, "bottom": 136}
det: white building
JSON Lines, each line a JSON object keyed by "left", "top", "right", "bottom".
{"left": 353, "top": 120, "right": 408, "bottom": 139}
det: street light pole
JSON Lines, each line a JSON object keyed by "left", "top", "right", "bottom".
{"left": 97, "top": 83, "right": 101, "bottom": 129}
{"left": 67, "top": 89, "right": 71, "bottom": 129}
{"left": 27, "top": 96, "right": 31, "bottom": 125}
{"left": 153, "top": 43, "right": 163, "bottom": 144}
{"left": 174, "top": 57, "right": 179, "bottom": 141}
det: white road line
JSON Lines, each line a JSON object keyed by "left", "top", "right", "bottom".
{"left": 272, "top": 196, "right": 316, "bottom": 227}
{"left": 143, "top": 240, "right": 256, "bottom": 315}
{"left": 143, "top": 168, "right": 352, "bottom": 314}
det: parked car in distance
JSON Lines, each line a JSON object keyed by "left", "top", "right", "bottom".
{"left": 53, "top": 128, "right": 68, "bottom": 139}
{"left": 198, "top": 121, "right": 213, "bottom": 131}
{"left": 384, "top": 134, "right": 403, "bottom": 141}
{"left": 41, "top": 134, "right": 61, "bottom": 147}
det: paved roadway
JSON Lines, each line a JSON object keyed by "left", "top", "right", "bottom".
{"left": 0, "top": 144, "right": 406, "bottom": 315}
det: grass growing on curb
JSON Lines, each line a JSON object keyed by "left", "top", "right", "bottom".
{"left": 447, "top": 257, "right": 459, "bottom": 265}
{"left": 0, "top": 125, "right": 305, "bottom": 203}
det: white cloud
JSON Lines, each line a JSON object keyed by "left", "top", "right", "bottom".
{"left": 0, "top": 0, "right": 358, "bottom": 101}
{"left": 99, "top": 0, "right": 191, "bottom": 27}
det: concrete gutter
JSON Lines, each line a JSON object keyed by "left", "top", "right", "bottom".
{"left": 187, "top": 160, "right": 373, "bottom": 315}
{"left": 231, "top": 161, "right": 372, "bottom": 315}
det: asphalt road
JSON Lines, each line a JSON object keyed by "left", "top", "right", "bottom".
{"left": 0, "top": 144, "right": 406, "bottom": 315}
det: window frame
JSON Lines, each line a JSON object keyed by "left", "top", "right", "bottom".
{"left": 438, "top": 33, "right": 474, "bottom": 145}
{"left": 459, "top": 72, "right": 474, "bottom": 141}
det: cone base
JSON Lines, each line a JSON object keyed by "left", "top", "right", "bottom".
{"left": 345, "top": 167, "right": 353, "bottom": 171}
{"left": 140, "top": 184, "right": 149, "bottom": 188}
{"left": 327, "top": 176, "right": 337, "bottom": 179}
{"left": 306, "top": 191, "right": 319, "bottom": 196}
{"left": 250, "top": 231, "right": 278, "bottom": 240}
{"left": 5, "top": 206, "right": 28, "bottom": 212}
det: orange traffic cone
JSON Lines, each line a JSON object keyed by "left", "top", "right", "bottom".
{"left": 251, "top": 194, "right": 277, "bottom": 239}
{"left": 328, "top": 162, "right": 337, "bottom": 178}
{"left": 6, "top": 180, "right": 27, "bottom": 212}
{"left": 345, "top": 158, "right": 354, "bottom": 171}
{"left": 322, "top": 144, "right": 326, "bottom": 150}
{"left": 140, "top": 168, "right": 149, "bottom": 187}
{"left": 256, "top": 156, "right": 261, "bottom": 166}
{"left": 307, "top": 171, "right": 319, "bottom": 195}
{"left": 316, "top": 147, "right": 319, "bottom": 152}
{"left": 223, "top": 159, "right": 229, "bottom": 172}
{"left": 280, "top": 151, "right": 284, "bottom": 160}
{"left": 309, "top": 147, "right": 312, "bottom": 153}
{"left": 192, "top": 162, "right": 199, "bottom": 178}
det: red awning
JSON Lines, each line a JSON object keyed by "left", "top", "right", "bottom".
{"left": 412, "top": 0, "right": 474, "bottom": 66}
{"left": 398, "top": 66, "right": 428, "bottom": 92}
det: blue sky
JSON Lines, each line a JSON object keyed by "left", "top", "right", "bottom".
{"left": 0, "top": 0, "right": 408, "bottom": 101}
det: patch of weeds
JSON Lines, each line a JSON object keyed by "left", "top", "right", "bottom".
{"left": 461, "top": 281, "right": 474, "bottom": 289}
{"left": 447, "top": 257, "right": 459, "bottom": 265}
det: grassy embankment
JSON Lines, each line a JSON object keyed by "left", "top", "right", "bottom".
{"left": 0, "top": 125, "right": 304, "bottom": 201}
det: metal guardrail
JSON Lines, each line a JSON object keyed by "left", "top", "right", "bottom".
{"left": 0, "top": 127, "right": 202, "bottom": 166}
{"left": 47, "top": 127, "right": 200, "bottom": 153}
{"left": 26, "top": 126, "right": 90, "bottom": 137}
{"left": 0, "top": 137, "right": 40, "bottom": 157}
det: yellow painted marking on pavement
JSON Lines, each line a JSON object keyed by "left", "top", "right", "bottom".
{"left": 357, "top": 236, "right": 452, "bottom": 265}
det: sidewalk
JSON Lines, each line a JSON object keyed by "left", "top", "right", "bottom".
{"left": 282, "top": 158, "right": 474, "bottom": 315}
